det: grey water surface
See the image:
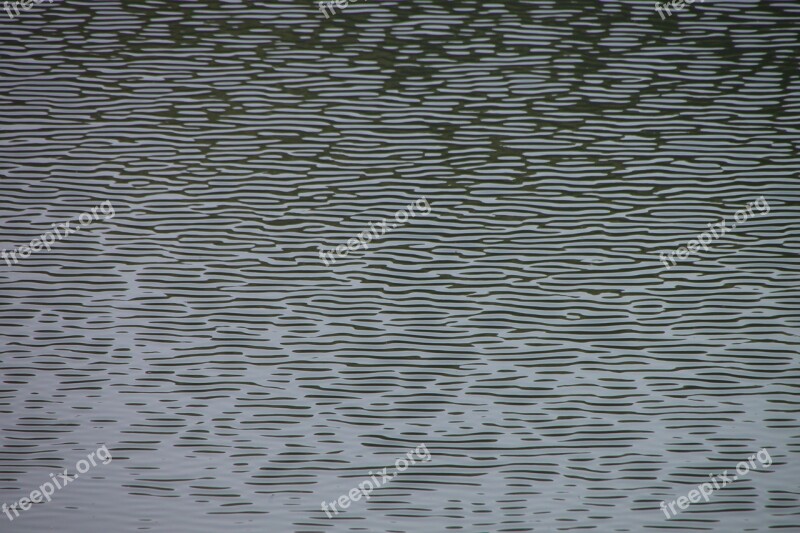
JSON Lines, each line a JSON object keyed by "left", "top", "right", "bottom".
{"left": 1, "top": 0, "right": 800, "bottom": 531}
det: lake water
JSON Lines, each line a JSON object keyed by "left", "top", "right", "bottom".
{"left": 1, "top": 0, "right": 799, "bottom": 531}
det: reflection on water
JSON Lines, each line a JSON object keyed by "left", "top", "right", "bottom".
{"left": 1, "top": 0, "right": 799, "bottom": 531}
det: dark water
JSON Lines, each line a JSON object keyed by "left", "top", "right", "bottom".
{"left": 1, "top": 0, "right": 800, "bottom": 531}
